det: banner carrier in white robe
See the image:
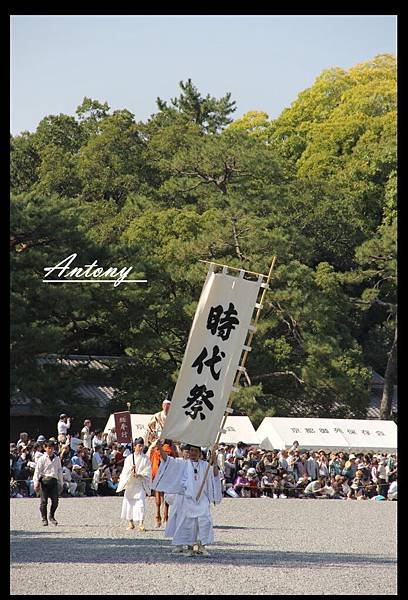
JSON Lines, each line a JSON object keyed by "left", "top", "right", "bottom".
{"left": 153, "top": 456, "right": 222, "bottom": 546}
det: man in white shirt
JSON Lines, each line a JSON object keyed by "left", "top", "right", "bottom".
{"left": 106, "top": 427, "right": 117, "bottom": 446}
{"left": 57, "top": 414, "right": 71, "bottom": 443}
{"left": 16, "top": 432, "right": 29, "bottom": 449}
{"left": 92, "top": 430, "right": 104, "bottom": 450}
{"left": 33, "top": 440, "right": 63, "bottom": 526}
{"left": 81, "top": 419, "right": 93, "bottom": 450}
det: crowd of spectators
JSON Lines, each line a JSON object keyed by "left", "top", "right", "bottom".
{"left": 10, "top": 419, "right": 397, "bottom": 502}
{"left": 10, "top": 416, "right": 126, "bottom": 498}
{"left": 214, "top": 441, "right": 397, "bottom": 501}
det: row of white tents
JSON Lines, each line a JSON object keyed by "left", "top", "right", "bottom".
{"left": 104, "top": 414, "right": 397, "bottom": 452}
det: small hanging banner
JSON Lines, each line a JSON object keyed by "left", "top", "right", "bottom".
{"left": 161, "top": 270, "right": 262, "bottom": 447}
{"left": 114, "top": 411, "right": 133, "bottom": 444}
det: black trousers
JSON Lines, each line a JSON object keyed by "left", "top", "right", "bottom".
{"left": 39, "top": 478, "right": 59, "bottom": 520}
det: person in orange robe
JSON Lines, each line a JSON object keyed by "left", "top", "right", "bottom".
{"left": 149, "top": 439, "right": 177, "bottom": 527}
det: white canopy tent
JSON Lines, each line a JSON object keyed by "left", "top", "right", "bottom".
{"left": 219, "top": 416, "right": 259, "bottom": 446}
{"left": 256, "top": 417, "right": 397, "bottom": 452}
{"left": 104, "top": 414, "right": 258, "bottom": 446}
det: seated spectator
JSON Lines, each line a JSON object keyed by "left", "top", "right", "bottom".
{"left": 387, "top": 475, "right": 397, "bottom": 501}
{"left": 62, "top": 463, "right": 77, "bottom": 496}
{"left": 330, "top": 475, "right": 345, "bottom": 499}
{"left": 113, "top": 444, "right": 125, "bottom": 468}
{"left": 71, "top": 464, "right": 86, "bottom": 496}
{"left": 304, "top": 476, "right": 327, "bottom": 498}
{"left": 271, "top": 475, "right": 286, "bottom": 499}
{"left": 281, "top": 473, "right": 297, "bottom": 498}
{"left": 96, "top": 457, "right": 115, "bottom": 495}
{"left": 246, "top": 468, "right": 260, "bottom": 497}
{"left": 260, "top": 469, "right": 275, "bottom": 497}
{"left": 233, "top": 470, "right": 251, "bottom": 497}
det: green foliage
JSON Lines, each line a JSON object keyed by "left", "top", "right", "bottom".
{"left": 156, "top": 78, "right": 237, "bottom": 133}
{"left": 10, "top": 56, "right": 397, "bottom": 421}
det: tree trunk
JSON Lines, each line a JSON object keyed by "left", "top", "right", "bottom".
{"left": 379, "top": 322, "right": 397, "bottom": 419}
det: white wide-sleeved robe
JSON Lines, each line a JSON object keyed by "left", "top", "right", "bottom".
{"left": 153, "top": 456, "right": 222, "bottom": 546}
{"left": 116, "top": 452, "right": 152, "bottom": 522}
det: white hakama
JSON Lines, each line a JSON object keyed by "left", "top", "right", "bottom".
{"left": 117, "top": 452, "right": 151, "bottom": 523}
{"left": 153, "top": 456, "right": 222, "bottom": 546}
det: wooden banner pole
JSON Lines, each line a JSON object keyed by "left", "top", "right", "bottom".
{"left": 196, "top": 256, "right": 277, "bottom": 501}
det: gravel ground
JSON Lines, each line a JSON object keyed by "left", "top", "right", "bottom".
{"left": 10, "top": 496, "right": 397, "bottom": 595}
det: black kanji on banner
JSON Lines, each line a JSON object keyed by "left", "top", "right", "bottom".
{"left": 182, "top": 384, "right": 215, "bottom": 420}
{"left": 206, "top": 302, "right": 240, "bottom": 340}
{"left": 191, "top": 345, "right": 226, "bottom": 380}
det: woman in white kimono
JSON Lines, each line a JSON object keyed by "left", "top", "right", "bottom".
{"left": 116, "top": 437, "right": 152, "bottom": 531}
{"left": 153, "top": 440, "right": 222, "bottom": 556}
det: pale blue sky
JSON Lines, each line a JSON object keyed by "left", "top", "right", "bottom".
{"left": 10, "top": 15, "right": 397, "bottom": 136}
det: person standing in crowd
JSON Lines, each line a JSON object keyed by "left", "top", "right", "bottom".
{"left": 145, "top": 398, "right": 172, "bottom": 446}
{"left": 57, "top": 414, "right": 71, "bottom": 444}
{"left": 16, "top": 432, "right": 29, "bottom": 449}
{"left": 342, "top": 454, "right": 358, "bottom": 480}
{"left": 232, "top": 442, "right": 247, "bottom": 472}
{"left": 106, "top": 426, "right": 117, "bottom": 446}
{"left": 33, "top": 442, "right": 44, "bottom": 464}
{"left": 81, "top": 419, "right": 93, "bottom": 450}
{"left": 278, "top": 449, "right": 289, "bottom": 471}
{"left": 33, "top": 440, "right": 63, "bottom": 526}
{"left": 116, "top": 437, "right": 152, "bottom": 532}
{"left": 92, "top": 429, "right": 104, "bottom": 450}
{"left": 376, "top": 457, "right": 389, "bottom": 497}
{"left": 223, "top": 451, "right": 236, "bottom": 486}
{"left": 306, "top": 452, "right": 319, "bottom": 481}
{"left": 317, "top": 452, "right": 329, "bottom": 478}
{"left": 153, "top": 440, "right": 222, "bottom": 557}
{"left": 92, "top": 445, "right": 103, "bottom": 471}
{"left": 329, "top": 453, "right": 342, "bottom": 476}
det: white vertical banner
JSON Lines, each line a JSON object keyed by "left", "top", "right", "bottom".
{"left": 161, "top": 270, "right": 262, "bottom": 447}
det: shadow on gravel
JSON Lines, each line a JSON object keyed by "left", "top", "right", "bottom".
{"left": 10, "top": 534, "right": 396, "bottom": 567}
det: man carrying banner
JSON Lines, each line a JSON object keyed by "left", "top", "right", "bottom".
{"left": 116, "top": 437, "right": 152, "bottom": 532}
{"left": 152, "top": 439, "right": 222, "bottom": 556}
